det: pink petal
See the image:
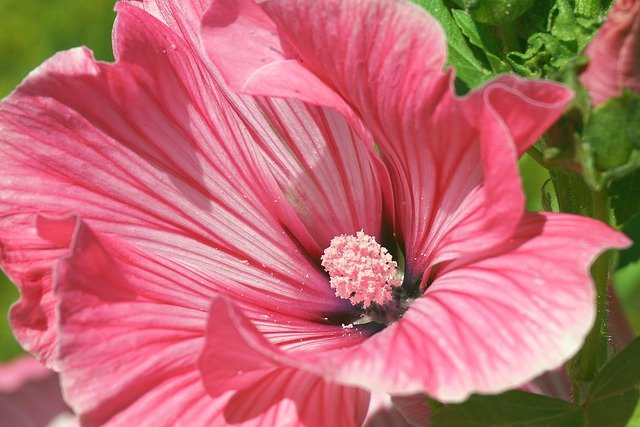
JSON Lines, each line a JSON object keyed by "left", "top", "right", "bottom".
{"left": 200, "top": 0, "right": 362, "bottom": 131}
{"left": 55, "top": 222, "right": 207, "bottom": 424}
{"left": 131, "top": 0, "right": 388, "bottom": 251}
{"left": 389, "top": 394, "right": 432, "bottom": 427}
{"left": 51, "top": 220, "right": 246, "bottom": 426}
{"left": 363, "top": 392, "right": 416, "bottom": 427}
{"left": 463, "top": 75, "right": 574, "bottom": 156}
{"left": 411, "top": 78, "right": 569, "bottom": 275}
{"left": 198, "top": 298, "right": 370, "bottom": 427}
{"left": 3, "top": 216, "right": 77, "bottom": 366}
{"left": 0, "top": 356, "right": 75, "bottom": 427}
{"left": 311, "top": 213, "right": 629, "bottom": 401}
{"left": 1, "top": 1, "right": 385, "bottom": 361}
{"left": 201, "top": 0, "right": 573, "bottom": 284}
{"left": 123, "top": 0, "right": 212, "bottom": 51}
{"left": 55, "top": 221, "right": 368, "bottom": 425}
{"left": 530, "top": 368, "right": 573, "bottom": 401}
{"left": 580, "top": 0, "right": 640, "bottom": 105}
{"left": 223, "top": 369, "right": 369, "bottom": 427}
{"left": 244, "top": 97, "right": 386, "bottom": 255}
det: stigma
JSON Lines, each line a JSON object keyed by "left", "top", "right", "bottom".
{"left": 321, "top": 230, "right": 401, "bottom": 308}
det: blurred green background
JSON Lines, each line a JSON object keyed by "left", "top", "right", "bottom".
{"left": 0, "top": 0, "right": 638, "bottom": 363}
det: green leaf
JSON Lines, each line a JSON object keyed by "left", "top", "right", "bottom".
{"left": 0, "top": 274, "right": 23, "bottom": 362}
{"left": 411, "top": 0, "right": 491, "bottom": 90}
{"left": 548, "top": 0, "right": 578, "bottom": 42}
{"left": 618, "top": 217, "right": 640, "bottom": 269}
{"left": 430, "top": 391, "right": 583, "bottom": 427}
{"left": 548, "top": 0, "right": 602, "bottom": 51}
{"left": 541, "top": 178, "right": 559, "bottom": 212}
{"left": 583, "top": 92, "right": 640, "bottom": 172}
{"left": 611, "top": 171, "right": 640, "bottom": 225}
{"left": 506, "top": 32, "right": 574, "bottom": 78}
{"left": 450, "top": 0, "right": 534, "bottom": 24}
{"left": 520, "top": 0, "right": 557, "bottom": 36}
{"left": 579, "top": 91, "right": 640, "bottom": 191}
{"left": 583, "top": 336, "right": 640, "bottom": 427}
{"left": 501, "top": 0, "right": 602, "bottom": 79}
{"left": 626, "top": 402, "right": 640, "bottom": 427}
{"left": 450, "top": 9, "right": 511, "bottom": 73}
{"left": 427, "top": 340, "right": 640, "bottom": 426}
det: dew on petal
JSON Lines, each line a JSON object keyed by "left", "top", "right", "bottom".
{"left": 321, "top": 231, "right": 401, "bottom": 308}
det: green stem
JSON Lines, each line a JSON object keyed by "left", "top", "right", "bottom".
{"left": 570, "top": 189, "right": 612, "bottom": 402}
{"left": 493, "top": 21, "right": 520, "bottom": 57}
{"left": 574, "top": 0, "right": 602, "bottom": 18}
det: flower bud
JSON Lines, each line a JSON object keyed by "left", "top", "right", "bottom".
{"left": 580, "top": 0, "right": 640, "bottom": 105}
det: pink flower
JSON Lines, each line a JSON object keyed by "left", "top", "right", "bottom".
{"left": 0, "top": 356, "right": 76, "bottom": 427}
{"left": 580, "top": 0, "right": 640, "bottom": 105}
{"left": 0, "top": 0, "right": 629, "bottom": 425}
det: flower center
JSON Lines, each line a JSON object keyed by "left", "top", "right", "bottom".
{"left": 321, "top": 231, "right": 401, "bottom": 308}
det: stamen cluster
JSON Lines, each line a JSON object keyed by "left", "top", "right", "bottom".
{"left": 321, "top": 231, "right": 401, "bottom": 308}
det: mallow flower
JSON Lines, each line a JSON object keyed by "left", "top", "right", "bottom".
{"left": 580, "top": 0, "right": 640, "bottom": 105}
{"left": 0, "top": 0, "right": 629, "bottom": 425}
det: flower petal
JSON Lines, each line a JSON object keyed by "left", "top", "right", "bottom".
{"left": 0, "top": 356, "right": 74, "bottom": 427}
{"left": 3, "top": 216, "right": 77, "bottom": 365}
{"left": 55, "top": 222, "right": 207, "bottom": 424}
{"left": 463, "top": 75, "right": 574, "bottom": 156}
{"left": 389, "top": 394, "right": 432, "bottom": 427}
{"left": 56, "top": 220, "right": 368, "bottom": 425}
{"left": 313, "top": 213, "right": 629, "bottom": 401}
{"left": 580, "top": 0, "right": 640, "bottom": 105}
{"left": 132, "top": 0, "right": 387, "bottom": 251}
{"left": 51, "top": 220, "right": 249, "bottom": 426}
{"left": 201, "top": 0, "right": 572, "bottom": 283}
{"left": 1, "top": 2, "right": 386, "bottom": 360}
{"left": 425, "top": 79, "right": 571, "bottom": 270}
{"left": 124, "top": 0, "right": 211, "bottom": 51}
{"left": 200, "top": 0, "right": 361, "bottom": 129}
{"left": 363, "top": 392, "right": 415, "bottom": 427}
{"left": 199, "top": 297, "right": 369, "bottom": 427}
{"left": 530, "top": 368, "right": 573, "bottom": 401}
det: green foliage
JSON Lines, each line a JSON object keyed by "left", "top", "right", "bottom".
{"left": 615, "top": 253, "right": 640, "bottom": 335}
{"left": 411, "top": 0, "right": 492, "bottom": 91}
{"left": 0, "top": 0, "right": 115, "bottom": 97}
{"left": 583, "top": 336, "right": 640, "bottom": 426}
{"left": 549, "top": 169, "right": 594, "bottom": 216}
{"left": 432, "top": 337, "right": 640, "bottom": 427}
{"left": 579, "top": 91, "right": 640, "bottom": 196}
{"left": 450, "top": 9, "right": 510, "bottom": 73}
{"left": 506, "top": 32, "right": 573, "bottom": 78}
{"left": 619, "top": 219, "right": 640, "bottom": 270}
{"left": 612, "top": 171, "right": 640, "bottom": 225}
{"left": 450, "top": 0, "right": 535, "bottom": 24}
{"left": 0, "top": 276, "right": 21, "bottom": 362}
{"left": 507, "top": 0, "right": 602, "bottom": 78}
{"left": 584, "top": 92, "right": 640, "bottom": 172}
{"left": 414, "top": 0, "right": 608, "bottom": 95}
{"left": 431, "top": 391, "right": 583, "bottom": 426}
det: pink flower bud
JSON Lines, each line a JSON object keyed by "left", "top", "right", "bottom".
{"left": 581, "top": 0, "right": 640, "bottom": 105}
